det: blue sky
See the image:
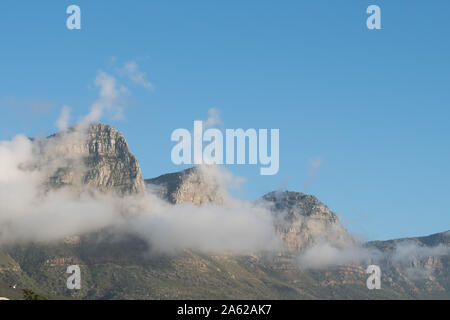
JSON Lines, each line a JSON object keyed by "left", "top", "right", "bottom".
{"left": 0, "top": 0, "right": 449, "bottom": 241}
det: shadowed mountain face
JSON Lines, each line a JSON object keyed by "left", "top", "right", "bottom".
{"left": 0, "top": 123, "right": 448, "bottom": 300}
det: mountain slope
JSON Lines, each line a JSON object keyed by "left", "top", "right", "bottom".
{"left": 2, "top": 232, "right": 449, "bottom": 299}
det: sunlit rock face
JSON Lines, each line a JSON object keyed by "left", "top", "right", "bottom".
{"left": 145, "top": 167, "right": 224, "bottom": 205}
{"left": 34, "top": 123, "right": 146, "bottom": 196}
{"left": 263, "top": 191, "right": 356, "bottom": 251}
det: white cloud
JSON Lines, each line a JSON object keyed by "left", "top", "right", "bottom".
{"left": 204, "top": 107, "right": 222, "bottom": 128}
{"left": 122, "top": 61, "right": 154, "bottom": 91}
{"left": 80, "top": 71, "right": 128, "bottom": 124}
{"left": 294, "top": 238, "right": 449, "bottom": 276}
{"left": 391, "top": 241, "right": 449, "bottom": 264}
{"left": 295, "top": 242, "right": 382, "bottom": 269}
{"left": 130, "top": 199, "right": 281, "bottom": 254}
{"left": 56, "top": 106, "right": 71, "bottom": 131}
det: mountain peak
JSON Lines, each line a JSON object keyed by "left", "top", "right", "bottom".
{"left": 263, "top": 190, "right": 355, "bottom": 251}
{"left": 263, "top": 191, "right": 329, "bottom": 218}
{"left": 41, "top": 122, "right": 146, "bottom": 195}
{"left": 145, "top": 166, "right": 224, "bottom": 205}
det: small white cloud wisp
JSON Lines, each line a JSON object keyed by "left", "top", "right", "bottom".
{"left": 122, "top": 61, "right": 154, "bottom": 91}
{"left": 80, "top": 70, "right": 128, "bottom": 125}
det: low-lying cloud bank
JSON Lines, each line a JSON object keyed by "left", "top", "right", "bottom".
{"left": 295, "top": 242, "right": 383, "bottom": 269}
{"left": 294, "top": 238, "right": 449, "bottom": 280}
{"left": 129, "top": 199, "right": 282, "bottom": 254}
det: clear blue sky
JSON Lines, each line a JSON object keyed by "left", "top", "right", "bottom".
{"left": 0, "top": 1, "right": 449, "bottom": 241}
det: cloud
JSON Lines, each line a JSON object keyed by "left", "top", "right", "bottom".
{"left": 391, "top": 241, "right": 449, "bottom": 264}
{"left": 80, "top": 71, "right": 128, "bottom": 124}
{"left": 0, "top": 131, "right": 122, "bottom": 243}
{"left": 404, "top": 267, "right": 433, "bottom": 281}
{"left": 295, "top": 242, "right": 383, "bottom": 269}
{"left": 56, "top": 106, "right": 71, "bottom": 131}
{"left": 204, "top": 107, "right": 222, "bottom": 129}
{"left": 389, "top": 241, "right": 449, "bottom": 280}
{"left": 130, "top": 198, "right": 281, "bottom": 254}
{"left": 294, "top": 238, "right": 449, "bottom": 278}
{"left": 122, "top": 61, "right": 154, "bottom": 91}
{"left": 198, "top": 164, "right": 246, "bottom": 193}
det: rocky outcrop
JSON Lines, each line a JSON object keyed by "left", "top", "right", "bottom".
{"left": 145, "top": 167, "right": 224, "bottom": 205}
{"left": 263, "top": 191, "right": 355, "bottom": 251}
{"left": 36, "top": 123, "right": 145, "bottom": 196}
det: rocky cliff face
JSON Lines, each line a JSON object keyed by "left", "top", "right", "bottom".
{"left": 37, "top": 123, "right": 146, "bottom": 196}
{"left": 145, "top": 167, "right": 224, "bottom": 205}
{"left": 263, "top": 191, "right": 356, "bottom": 251}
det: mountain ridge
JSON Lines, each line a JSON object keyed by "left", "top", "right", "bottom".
{"left": 0, "top": 122, "right": 448, "bottom": 300}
